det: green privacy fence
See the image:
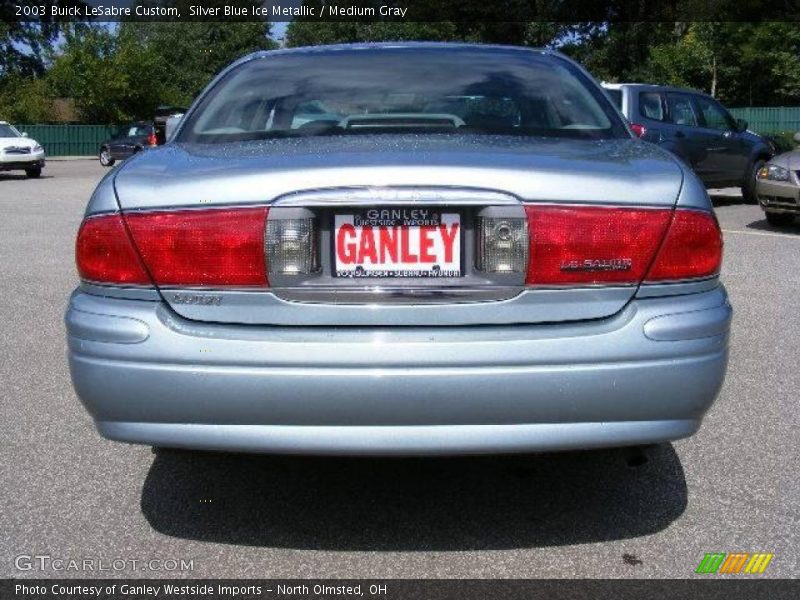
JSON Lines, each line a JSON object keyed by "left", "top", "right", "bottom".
{"left": 16, "top": 124, "right": 117, "bottom": 157}
{"left": 728, "top": 107, "right": 800, "bottom": 134}
{"left": 15, "top": 109, "right": 800, "bottom": 156}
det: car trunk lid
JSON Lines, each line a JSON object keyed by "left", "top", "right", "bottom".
{"left": 113, "top": 135, "right": 686, "bottom": 326}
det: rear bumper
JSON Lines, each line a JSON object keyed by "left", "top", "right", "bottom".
{"left": 66, "top": 286, "right": 731, "bottom": 455}
{"left": 98, "top": 420, "right": 700, "bottom": 456}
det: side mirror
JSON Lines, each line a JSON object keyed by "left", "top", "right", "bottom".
{"left": 21, "top": 132, "right": 29, "bottom": 137}
{"left": 165, "top": 114, "right": 184, "bottom": 142}
{"left": 793, "top": 132, "right": 800, "bottom": 144}
{"left": 735, "top": 118, "right": 748, "bottom": 133}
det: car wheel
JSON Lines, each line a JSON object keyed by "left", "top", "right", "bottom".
{"left": 99, "top": 148, "right": 115, "bottom": 167}
{"left": 741, "top": 159, "right": 765, "bottom": 205}
{"left": 25, "top": 166, "right": 42, "bottom": 178}
{"left": 765, "top": 212, "right": 795, "bottom": 227}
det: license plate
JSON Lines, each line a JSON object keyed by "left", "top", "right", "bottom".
{"left": 334, "top": 210, "right": 461, "bottom": 278}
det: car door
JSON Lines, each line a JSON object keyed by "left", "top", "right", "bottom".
{"left": 114, "top": 125, "right": 148, "bottom": 159}
{"left": 692, "top": 94, "right": 749, "bottom": 186}
{"left": 106, "top": 128, "right": 128, "bottom": 159}
{"left": 663, "top": 92, "right": 705, "bottom": 174}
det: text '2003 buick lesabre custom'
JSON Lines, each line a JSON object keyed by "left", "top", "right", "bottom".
{"left": 66, "top": 43, "right": 732, "bottom": 455}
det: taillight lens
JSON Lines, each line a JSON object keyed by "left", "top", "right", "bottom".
{"left": 123, "top": 207, "right": 269, "bottom": 286}
{"left": 524, "top": 205, "right": 722, "bottom": 286}
{"left": 645, "top": 209, "right": 722, "bottom": 281}
{"left": 630, "top": 123, "right": 647, "bottom": 138}
{"left": 524, "top": 205, "right": 672, "bottom": 285}
{"left": 76, "top": 214, "right": 152, "bottom": 285}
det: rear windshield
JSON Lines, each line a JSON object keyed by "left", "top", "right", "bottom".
{"left": 178, "top": 48, "right": 628, "bottom": 144}
{"left": 121, "top": 124, "right": 153, "bottom": 137}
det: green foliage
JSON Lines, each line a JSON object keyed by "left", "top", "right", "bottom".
{"left": 762, "top": 133, "right": 797, "bottom": 154}
{"left": 0, "top": 18, "right": 62, "bottom": 121}
{"left": 0, "top": 74, "right": 54, "bottom": 122}
{"left": 2, "top": 15, "right": 799, "bottom": 124}
{"left": 0, "top": 15, "right": 276, "bottom": 124}
{"left": 639, "top": 23, "right": 800, "bottom": 106}
{"left": 0, "top": 20, "right": 59, "bottom": 80}
{"left": 45, "top": 24, "right": 127, "bottom": 122}
{"left": 286, "top": 22, "right": 462, "bottom": 47}
{"left": 121, "top": 19, "right": 276, "bottom": 107}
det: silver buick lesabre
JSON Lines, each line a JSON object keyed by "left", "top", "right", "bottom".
{"left": 66, "top": 43, "right": 732, "bottom": 455}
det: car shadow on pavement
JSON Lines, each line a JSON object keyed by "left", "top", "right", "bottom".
{"left": 140, "top": 443, "right": 687, "bottom": 550}
{"left": 0, "top": 173, "right": 53, "bottom": 181}
{"left": 746, "top": 218, "right": 800, "bottom": 233}
{"left": 709, "top": 193, "right": 745, "bottom": 207}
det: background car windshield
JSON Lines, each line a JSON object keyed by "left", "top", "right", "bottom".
{"left": 179, "top": 48, "right": 626, "bottom": 143}
{"left": 0, "top": 124, "right": 21, "bottom": 137}
{"left": 121, "top": 125, "right": 152, "bottom": 137}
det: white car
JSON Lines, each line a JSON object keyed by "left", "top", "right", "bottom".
{"left": 0, "top": 121, "right": 45, "bottom": 178}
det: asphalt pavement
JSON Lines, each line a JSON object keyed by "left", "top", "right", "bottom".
{"left": 1, "top": 160, "right": 798, "bottom": 579}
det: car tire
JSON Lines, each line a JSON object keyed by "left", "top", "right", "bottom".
{"left": 741, "top": 159, "right": 765, "bottom": 205}
{"left": 99, "top": 148, "right": 115, "bottom": 167}
{"left": 25, "top": 166, "right": 42, "bottom": 178}
{"left": 765, "top": 212, "right": 795, "bottom": 227}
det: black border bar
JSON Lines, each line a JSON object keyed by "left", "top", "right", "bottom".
{"left": 4, "top": 579, "right": 800, "bottom": 600}
{"left": 3, "top": 0, "right": 800, "bottom": 23}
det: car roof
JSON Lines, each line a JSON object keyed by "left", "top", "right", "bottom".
{"left": 601, "top": 82, "right": 707, "bottom": 96}
{"left": 249, "top": 41, "right": 550, "bottom": 57}
{"left": 226, "top": 42, "right": 557, "bottom": 73}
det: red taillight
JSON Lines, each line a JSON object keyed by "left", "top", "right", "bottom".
{"left": 123, "top": 207, "right": 269, "bottom": 286}
{"left": 523, "top": 205, "right": 722, "bottom": 286}
{"left": 76, "top": 214, "right": 153, "bottom": 285}
{"left": 524, "top": 205, "right": 672, "bottom": 286}
{"left": 645, "top": 209, "right": 722, "bottom": 281}
{"left": 147, "top": 132, "right": 158, "bottom": 146}
{"left": 630, "top": 123, "right": 647, "bottom": 138}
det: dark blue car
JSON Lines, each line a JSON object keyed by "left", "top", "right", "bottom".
{"left": 603, "top": 83, "right": 773, "bottom": 203}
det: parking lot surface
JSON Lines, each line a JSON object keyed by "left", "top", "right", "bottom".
{"left": 1, "top": 160, "right": 798, "bottom": 578}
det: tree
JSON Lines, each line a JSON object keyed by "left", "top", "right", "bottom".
{"left": 0, "top": 0, "right": 75, "bottom": 80}
{"left": 642, "top": 22, "right": 800, "bottom": 106}
{"left": 0, "top": 74, "right": 54, "bottom": 121}
{"left": 286, "top": 21, "right": 461, "bottom": 47}
{"left": 0, "top": 11, "right": 61, "bottom": 122}
{"left": 43, "top": 23, "right": 168, "bottom": 123}
{"left": 121, "top": 17, "right": 276, "bottom": 107}
{"left": 742, "top": 23, "right": 800, "bottom": 106}
{"left": 560, "top": 22, "right": 676, "bottom": 83}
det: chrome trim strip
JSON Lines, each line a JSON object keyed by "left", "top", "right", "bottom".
{"left": 635, "top": 277, "right": 719, "bottom": 298}
{"left": 272, "top": 286, "right": 523, "bottom": 305}
{"left": 80, "top": 282, "right": 161, "bottom": 301}
{"left": 273, "top": 186, "right": 521, "bottom": 207}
